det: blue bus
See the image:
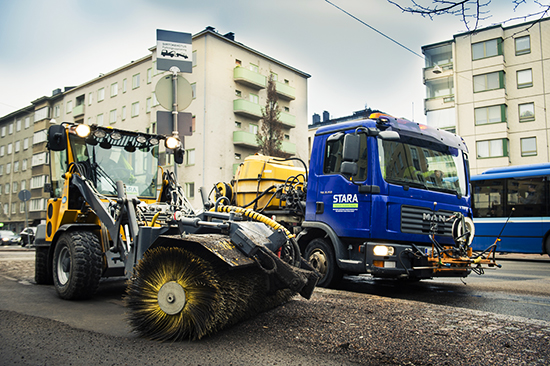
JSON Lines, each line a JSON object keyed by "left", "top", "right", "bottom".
{"left": 471, "top": 163, "right": 550, "bottom": 255}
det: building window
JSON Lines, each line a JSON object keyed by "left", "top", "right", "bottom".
{"left": 250, "top": 63, "right": 259, "bottom": 72}
{"left": 426, "top": 77, "right": 454, "bottom": 99}
{"left": 131, "top": 102, "right": 139, "bottom": 117}
{"left": 519, "top": 102, "right": 535, "bottom": 122}
{"left": 185, "top": 182, "right": 195, "bottom": 199}
{"left": 53, "top": 104, "right": 60, "bottom": 118}
{"left": 98, "top": 88, "right": 105, "bottom": 102}
{"left": 477, "top": 139, "right": 508, "bottom": 158}
{"left": 95, "top": 114, "right": 103, "bottom": 126}
{"left": 473, "top": 71, "right": 504, "bottom": 93}
{"left": 270, "top": 72, "right": 278, "bottom": 81}
{"left": 24, "top": 117, "right": 30, "bottom": 129}
{"left": 122, "top": 78, "right": 127, "bottom": 93}
{"left": 65, "top": 101, "right": 73, "bottom": 114}
{"left": 249, "top": 124, "right": 258, "bottom": 134}
{"left": 88, "top": 92, "right": 93, "bottom": 105}
{"left": 515, "top": 35, "right": 530, "bottom": 55}
{"left": 147, "top": 68, "right": 152, "bottom": 84}
{"left": 20, "top": 202, "right": 24, "bottom": 214}
{"left": 3, "top": 204, "right": 7, "bottom": 215}
{"left": 474, "top": 105, "right": 506, "bottom": 125}
{"left": 22, "top": 159, "right": 27, "bottom": 171}
{"left": 0, "top": 165, "right": 3, "bottom": 175}
{"left": 110, "top": 109, "right": 117, "bottom": 124}
{"left": 122, "top": 106, "right": 127, "bottom": 121}
{"left": 0, "top": 127, "right": 4, "bottom": 137}
{"left": 14, "top": 140, "right": 20, "bottom": 152}
{"left": 186, "top": 149, "right": 195, "bottom": 166}
{"left": 521, "top": 137, "right": 537, "bottom": 156}
{"left": 31, "top": 175, "right": 48, "bottom": 189}
{"left": 192, "top": 51, "right": 197, "bottom": 67}
{"left": 284, "top": 106, "right": 290, "bottom": 112}
{"left": 111, "top": 82, "right": 118, "bottom": 97}
{"left": 0, "top": 146, "right": 4, "bottom": 156}
{"left": 23, "top": 138, "right": 28, "bottom": 150}
{"left": 6, "top": 163, "right": 10, "bottom": 174}
{"left": 153, "top": 93, "right": 159, "bottom": 106}
{"left": 472, "top": 38, "right": 502, "bottom": 60}
{"left": 32, "top": 152, "right": 49, "bottom": 167}
{"left": 30, "top": 198, "right": 45, "bottom": 212}
{"left": 235, "top": 90, "right": 242, "bottom": 97}
{"left": 4, "top": 184, "right": 9, "bottom": 194}
{"left": 33, "top": 130, "right": 47, "bottom": 145}
{"left": 235, "top": 59, "right": 242, "bottom": 67}
{"left": 235, "top": 153, "right": 241, "bottom": 160}
{"left": 249, "top": 93, "right": 259, "bottom": 104}
{"left": 16, "top": 120, "right": 21, "bottom": 132}
{"left": 517, "top": 69, "right": 533, "bottom": 89}
{"left": 235, "top": 121, "right": 242, "bottom": 129}
{"left": 13, "top": 161, "right": 18, "bottom": 173}
{"left": 146, "top": 98, "right": 151, "bottom": 113}
{"left": 7, "top": 143, "right": 12, "bottom": 154}
{"left": 12, "top": 182, "right": 17, "bottom": 193}
{"left": 21, "top": 180, "right": 25, "bottom": 190}
{"left": 34, "top": 106, "right": 49, "bottom": 121}
{"left": 191, "top": 83, "right": 196, "bottom": 99}
{"left": 132, "top": 73, "right": 140, "bottom": 89}
{"left": 12, "top": 203, "right": 16, "bottom": 214}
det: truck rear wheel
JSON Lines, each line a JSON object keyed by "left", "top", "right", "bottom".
{"left": 52, "top": 231, "right": 102, "bottom": 300}
{"left": 35, "top": 247, "right": 53, "bottom": 285}
{"left": 305, "top": 238, "right": 342, "bottom": 288}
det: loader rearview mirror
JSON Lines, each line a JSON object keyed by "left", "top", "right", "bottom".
{"left": 342, "top": 134, "right": 360, "bottom": 162}
{"left": 174, "top": 148, "right": 184, "bottom": 164}
{"left": 47, "top": 125, "right": 68, "bottom": 151}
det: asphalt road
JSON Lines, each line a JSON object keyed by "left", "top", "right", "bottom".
{"left": 1, "top": 247, "right": 549, "bottom": 365}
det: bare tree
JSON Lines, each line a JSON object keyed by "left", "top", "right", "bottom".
{"left": 256, "top": 74, "right": 290, "bottom": 158}
{"left": 388, "top": 0, "right": 550, "bottom": 31}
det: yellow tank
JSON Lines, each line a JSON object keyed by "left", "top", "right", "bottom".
{"left": 234, "top": 155, "right": 306, "bottom": 210}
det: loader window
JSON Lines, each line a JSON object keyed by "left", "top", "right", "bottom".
{"left": 323, "top": 132, "right": 367, "bottom": 181}
{"left": 50, "top": 149, "right": 68, "bottom": 198}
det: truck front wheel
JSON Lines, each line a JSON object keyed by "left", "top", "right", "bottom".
{"left": 52, "top": 231, "right": 103, "bottom": 300}
{"left": 304, "top": 238, "right": 342, "bottom": 288}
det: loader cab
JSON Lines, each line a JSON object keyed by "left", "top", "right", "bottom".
{"left": 47, "top": 123, "right": 182, "bottom": 201}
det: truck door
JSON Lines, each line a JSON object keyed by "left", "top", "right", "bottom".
{"left": 314, "top": 132, "right": 371, "bottom": 239}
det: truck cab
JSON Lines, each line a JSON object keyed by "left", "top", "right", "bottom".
{"left": 301, "top": 114, "right": 473, "bottom": 285}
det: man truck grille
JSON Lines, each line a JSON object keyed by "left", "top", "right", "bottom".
{"left": 401, "top": 205, "right": 454, "bottom": 236}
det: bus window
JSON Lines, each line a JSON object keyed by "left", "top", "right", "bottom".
{"left": 508, "top": 177, "right": 546, "bottom": 217}
{"left": 473, "top": 179, "right": 505, "bottom": 217}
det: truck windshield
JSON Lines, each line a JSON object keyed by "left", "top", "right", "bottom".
{"left": 378, "top": 138, "right": 467, "bottom": 196}
{"left": 69, "top": 135, "right": 159, "bottom": 198}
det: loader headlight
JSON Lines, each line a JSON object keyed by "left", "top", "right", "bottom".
{"left": 373, "top": 245, "right": 394, "bottom": 256}
{"left": 93, "top": 129, "right": 107, "bottom": 139}
{"left": 165, "top": 136, "right": 180, "bottom": 150}
{"left": 75, "top": 124, "right": 91, "bottom": 138}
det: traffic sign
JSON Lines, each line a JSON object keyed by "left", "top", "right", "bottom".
{"left": 156, "top": 29, "right": 192, "bottom": 73}
{"left": 18, "top": 189, "right": 31, "bottom": 202}
{"left": 155, "top": 74, "right": 193, "bottom": 111}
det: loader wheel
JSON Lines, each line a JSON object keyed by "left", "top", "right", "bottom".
{"left": 126, "top": 246, "right": 294, "bottom": 341}
{"left": 35, "top": 247, "right": 53, "bottom": 285}
{"left": 52, "top": 231, "right": 103, "bottom": 300}
{"left": 305, "top": 238, "right": 342, "bottom": 288}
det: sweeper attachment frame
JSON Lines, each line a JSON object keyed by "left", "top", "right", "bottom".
{"left": 33, "top": 123, "right": 318, "bottom": 341}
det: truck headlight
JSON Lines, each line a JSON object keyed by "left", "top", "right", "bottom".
{"left": 373, "top": 245, "right": 394, "bottom": 256}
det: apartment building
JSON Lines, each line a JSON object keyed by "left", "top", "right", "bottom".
{"left": 422, "top": 17, "right": 550, "bottom": 175}
{"left": 0, "top": 27, "right": 310, "bottom": 230}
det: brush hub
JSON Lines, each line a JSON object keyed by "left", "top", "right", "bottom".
{"left": 158, "top": 281, "right": 186, "bottom": 315}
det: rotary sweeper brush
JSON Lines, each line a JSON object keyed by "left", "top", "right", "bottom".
{"left": 33, "top": 123, "right": 318, "bottom": 341}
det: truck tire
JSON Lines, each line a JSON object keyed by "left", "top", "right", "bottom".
{"left": 52, "top": 231, "right": 103, "bottom": 300}
{"left": 35, "top": 247, "right": 53, "bottom": 285}
{"left": 304, "top": 238, "right": 342, "bottom": 288}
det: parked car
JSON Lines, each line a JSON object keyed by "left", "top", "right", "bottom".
{"left": 0, "top": 230, "right": 21, "bottom": 246}
{"left": 19, "top": 227, "right": 36, "bottom": 246}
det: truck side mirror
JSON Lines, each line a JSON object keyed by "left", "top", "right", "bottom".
{"left": 342, "top": 134, "right": 360, "bottom": 162}
{"left": 47, "top": 125, "right": 67, "bottom": 151}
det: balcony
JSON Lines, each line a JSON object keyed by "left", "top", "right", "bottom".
{"left": 233, "top": 99, "right": 262, "bottom": 119}
{"left": 275, "top": 81, "right": 295, "bottom": 100}
{"left": 72, "top": 104, "right": 85, "bottom": 117}
{"left": 233, "top": 130, "right": 259, "bottom": 148}
{"left": 234, "top": 67, "right": 266, "bottom": 89}
{"left": 281, "top": 141, "right": 296, "bottom": 155}
{"left": 279, "top": 112, "right": 296, "bottom": 128}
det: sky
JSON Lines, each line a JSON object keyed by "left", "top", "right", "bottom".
{"left": 0, "top": 0, "right": 547, "bottom": 124}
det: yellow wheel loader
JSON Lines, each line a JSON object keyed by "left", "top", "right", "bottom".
{"left": 33, "top": 122, "right": 318, "bottom": 341}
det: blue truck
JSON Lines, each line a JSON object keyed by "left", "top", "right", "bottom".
{"left": 217, "top": 113, "right": 499, "bottom": 287}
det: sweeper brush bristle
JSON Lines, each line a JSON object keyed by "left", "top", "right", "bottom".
{"left": 125, "top": 246, "right": 295, "bottom": 341}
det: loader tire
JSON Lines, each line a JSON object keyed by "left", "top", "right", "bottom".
{"left": 305, "top": 238, "right": 342, "bottom": 288}
{"left": 35, "top": 247, "right": 53, "bottom": 285}
{"left": 52, "top": 231, "right": 103, "bottom": 300}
